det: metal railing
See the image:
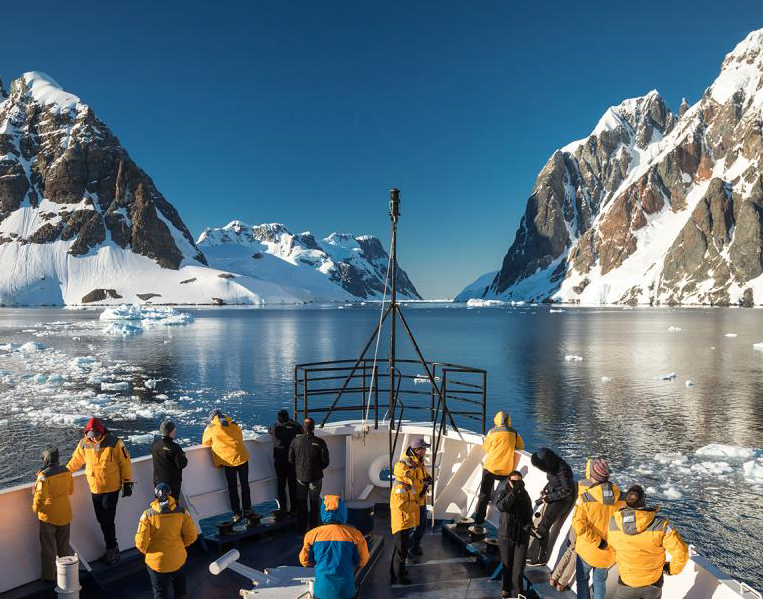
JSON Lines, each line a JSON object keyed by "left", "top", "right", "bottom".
{"left": 293, "top": 358, "right": 487, "bottom": 434}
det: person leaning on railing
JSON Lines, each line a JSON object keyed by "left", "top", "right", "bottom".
{"left": 607, "top": 485, "right": 689, "bottom": 599}
{"left": 32, "top": 447, "right": 74, "bottom": 584}
{"left": 202, "top": 409, "right": 251, "bottom": 523}
{"left": 66, "top": 417, "right": 133, "bottom": 564}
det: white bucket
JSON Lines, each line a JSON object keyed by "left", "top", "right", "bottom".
{"left": 55, "top": 554, "right": 81, "bottom": 599}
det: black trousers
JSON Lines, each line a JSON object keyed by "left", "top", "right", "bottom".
{"left": 147, "top": 564, "right": 187, "bottom": 599}
{"left": 92, "top": 490, "right": 120, "bottom": 550}
{"left": 498, "top": 538, "right": 528, "bottom": 595}
{"left": 224, "top": 462, "right": 251, "bottom": 514}
{"left": 296, "top": 478, "right": 322, "bottom": 532}
{"left": 535, "top": 496, "right": 575, "bottom": 564}
{"left": 390, "top": 528, "right": 412, "bottom": 579}
{"left": 274, "top": 458, "right": 297, "bottom": 512}
{"left": 39, "top": 521, "right": 73, "bottom": 581}
{"left": 474, "top": 469, "right": 507, "bottom": 525}
{"left": 616, "top": 578, "right": 663, "bottom": 599}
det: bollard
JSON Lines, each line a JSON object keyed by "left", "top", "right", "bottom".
{"left": 55, "top": 554, "right": 81, "bottom": 599}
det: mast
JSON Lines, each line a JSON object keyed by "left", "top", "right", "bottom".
{"left": 388, "top": 188, "right": 400, "bottom": 430}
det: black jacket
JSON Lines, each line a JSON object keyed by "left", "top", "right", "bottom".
{"left": 495, "top": 480, "right": 534, "bottom": 543}
{"left": 288, "top": 433, "right": 329, "bottom": 482}
{"left": 152, "top": 436, "right": 188, "bottom": 487}
{"left": 531, "top": 447, "right": 575, "bottom": 503}
{"left": 270, "top": 419, "right": 304, "bottom": 461}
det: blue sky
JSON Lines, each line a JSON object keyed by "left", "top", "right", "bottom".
{"left": 3, "top": 1, "right": 761, "bottom": 297}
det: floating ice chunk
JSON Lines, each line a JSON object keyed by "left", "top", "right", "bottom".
{"left": 657, "top": 372, "right": 677, "bottom": 380}
{"left": 690, "top": 461, "right": 734, "bottom": 475}
{"left": 20, "top": 341, "right": 45, "bottom": 352}
{"left": 667, "top": 326, "right": 682, "bottom": 332}
{"left": 71, "top": 356, "right": 97, "bottom": 368}
{"left": 510, "top": 301, "right": 525, "bottom": 306}
{"left": 646, "top": 486, "right": 657, "bottom": 494}
{"left": 695, "top": 444, "right": 755, "bottom": 459}
{"left": 155, "top": 394, "right": 169, "bottom": 400}
{"left": 753, "top": 342, "right": 763, "bottom": 352}
{"left": 0, "top": 343, "right": 19, "bottom": 351}
{"left": 564, "top": 355, "right": 583, "bottom": 362}
{"left": 725, "top": 333, "right": 738, "bottom": 338}
{"left": 663, "top": 487, "right": 683, "bottom": 500}
{"left": 104, "top": 322, "right": 143, "bottom": 336}
{"left": 600, "top": 376, "right": 612, "bottom": 382}
{"left": 101, "top": 381, "right": 129, "bottom": 392}
{"left": 126, "top": 433, "right": 156, "bottom": 444}
{"left": 685, "top": 380, "right": 695, "bottom": 387}
{"left": 100, "top": 304, "right": 193, "bottom": 326}
{"left": 654, "top": 452, "right": 688, "bottom": 466}
{"left": 32, "top": 374, "right": 48, "bottom": 384}
{"left": 145, "top": 379, "right": 160, "bottom": 390}
{"left": 743, "top": 459, "right": 763, "bottom": 484}
{"left": 550, "top": 309, "right": 565, "bottom": 313}
{"left": 466, "top": 298, "right": 506, "bottom": 307}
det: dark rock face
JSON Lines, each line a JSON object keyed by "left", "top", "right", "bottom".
{"left": 480, "top": 30, "right": 763, "bottom": 305}
{"left": 81, "top": 288, "right": 122, "bottom": 303}
{"left": 0, "top": 73, "right": 206, "bottom": 269}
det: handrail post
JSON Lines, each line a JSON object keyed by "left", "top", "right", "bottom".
{"left": 374, "top": 365, "right": 379, "bottom": 430}
{"left": 303, "top": 369, "right": 309, "bottom": 421}
{"left": 482, "top": 370, "right": 487, "bottom": 435}
{"left": 294, "top": 366, "right": 298, "bottom": 421}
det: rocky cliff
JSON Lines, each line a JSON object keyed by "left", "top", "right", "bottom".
{"left": 0, "top": 73, "right": 305, "bottom": 305}
{"left": 459, "top": 28, "right": 763, "bottom": 306}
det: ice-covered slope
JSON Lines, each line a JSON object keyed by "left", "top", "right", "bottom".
{"left": 0, "top": 72, "right": 302, "bottom": 305}
{"left": 458, "top": 28, "right": 763, "bottom": 306}
{"left": 198, "top": 221, "right": 422, "bottom": 301}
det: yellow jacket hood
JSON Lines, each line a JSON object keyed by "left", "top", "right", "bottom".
{"left": 614, "top": 506, "right": 661, "bottom": 535}
{"left": 493, "top": 411, "right": 511, "bottom": 427}
{"left": 393, "top": 460, "right": 414, "bottom": 485}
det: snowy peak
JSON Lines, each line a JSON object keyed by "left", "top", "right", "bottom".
{"left": 708, "top": 28, "right": 763, "bottom": 105}
{"left": 13, "top": 72, "right": 84, "bottom": 115}
{"left": 459, "top": 27, "right": 763, "bottom": 307}
{"left": 198, "top": 221, "right": 422, "bottom": 301}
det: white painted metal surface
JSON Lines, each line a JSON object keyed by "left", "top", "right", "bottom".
{"left": 0, "top": 421, "right": 757, "bottom": 598}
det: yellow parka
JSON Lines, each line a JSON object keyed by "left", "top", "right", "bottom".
{"left": 410, "top": 453, "right": 431, "bottom": 507}
{"left": 32, "top": 464, "right": 73, "bottom": 526}
{"left": 608, "top": 507, "right": 689, "bottom": 587}
{"left": 483, "top": 412, "right": 524, "bottom": 476}
{"left": 577, "top": 459, "right": 595, "bottom": 496}
{"left": 135, "top": 497, "right": 198, "bottom": 573}
{"left": 390, "top": 461, "right": 420, "bottom": 534}
{"left": 572, "top": 481, "right": 624, "bottom": 568}
{"left": 202, "top": 415, "right": 249, "bottom": 468}
{"left": 67, "top": 433, "right": 132, "bottom": 494}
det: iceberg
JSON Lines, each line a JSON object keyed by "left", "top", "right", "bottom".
{"left": 466, "top": 298, "right": 506, "bottom": 307}
{"left": 695, "top": 444, "right": 755, "bottom": 459}
{"left": 743, "top": 459, "right": 763, "bottom": 484}
{"left": 564, "top": 355, "right": 583, "bottom": 362}
{"left": 667, "top": 326, "right": 682, "bottom": 332}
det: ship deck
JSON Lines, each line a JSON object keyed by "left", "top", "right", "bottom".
{"left": 10, "top": 503, "right": 568, "bottom": 599}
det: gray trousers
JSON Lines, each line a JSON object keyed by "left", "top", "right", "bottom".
{"left": 616, "top": 580, "right": 663, "bottom": 599}
{"left": 40, "top": 521, "right": 73, "bottom": 581}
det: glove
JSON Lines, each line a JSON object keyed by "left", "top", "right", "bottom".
{"left": 122, "top": 482, "right": 134, "bottom": 497}
{"left": 598, "top": 538, "right": 608, "bottom": 549}
{"left": 663, "top": 562, "right": 671, "bottom": 575}
{"left": 512, "top": 479, "right": 525, "bottom": 490}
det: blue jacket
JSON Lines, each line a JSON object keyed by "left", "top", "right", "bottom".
{"left": 299, "top": 497, "right": 370, "bottom": 599}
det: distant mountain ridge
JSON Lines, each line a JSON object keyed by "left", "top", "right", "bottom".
{"left": 457, "top": 28, "right": 763, "bottom": 306}
{"left": 0, "top": 73, "right": 421, "bottom": 305}
{"left": 197, "top": 221, "right": 422, "bottom": 301}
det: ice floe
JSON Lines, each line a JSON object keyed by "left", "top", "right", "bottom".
{"left": 103, "top": 322, "right": 143, "bottom": 336}
{"left": 662, "top": 487, "right": 683, "bottom": 500}
{"left": 695, "top": 444, "right": 755, "bottom": 459}
{"left": 667, "top": 326, "right": 682, "bottom": 332}
{"left": 466, "top": 298, "right": 506, "bottom": 307}
{"left": 657, "top": 372, "right": 677, "bottom": 380}
{"left": 725, "top": 333, "right": 738, "bottom": 338}
{"left": 101, "top": 381, "right": 129, "bottom": 392}
{"left": 753, "top": 342, "right": 763, "bottom": 352}
{"left": 564, "top": 355, "right": 583, "bottom": 362}
{"left": 600, "top": 376, "right": 612, "bottom": 382}
{"left": 20, "top": 341, "right": 45, "bottom": 352}
{"left": 743, "top": 459, "right": 763, "bottom": 484}
{"left": 550, "top": 309, "right": 565, "bottom": 313}
{"left": 685, "top": 379, "right": 695, "bottom": 387}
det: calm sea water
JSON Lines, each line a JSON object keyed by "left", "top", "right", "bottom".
{"left": 1, "top": 304, "right": 762, "bottom": 589}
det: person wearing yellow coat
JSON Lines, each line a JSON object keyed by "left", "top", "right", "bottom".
{"left": 32, "top": 447, "right": 74, "bottom": 582}
{"left": 474, "top": 411, "right": 524, "bottom": 527}
{"left": 573, "top": 458, "right": 624, "bottom": 599}
{"left": 67, "top": 417, "right": 133, "bottom": 564}
{"left": 406, "top": 438, "right": 432, "bottom": 556}
{"left": 135, "top": 483, "right": 198, "bottom": 599}
{"left": 202, "top": 410, "right": 251, "bottom": 521}
{"left": 389, "top": 460, "right": 419, "bottom": 585}
{"left": 607, "top": 485, "right": 689, "bottom": 599}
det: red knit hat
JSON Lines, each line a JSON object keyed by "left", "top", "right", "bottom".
{"left": 84, "top": 417, "right": 106, "bottom": 435}
{"left": 590, "top": 458, "right": 610, "bottom": 482}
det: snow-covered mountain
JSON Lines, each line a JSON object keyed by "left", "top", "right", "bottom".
{"left": 0, "top": 73, "right": 319, "bottom": 305}
{"left": 197, "top": 221, "right": 422, "bottom": 301}
{"left": 458, "top": 28, "right": 763, "bottom": 307}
